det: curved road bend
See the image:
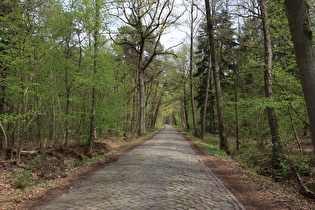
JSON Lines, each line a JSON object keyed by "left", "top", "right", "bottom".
{"left": 40, "top": 125, "right": 245, "bottom": 210}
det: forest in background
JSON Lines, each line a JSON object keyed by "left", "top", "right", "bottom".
{"left": 1, "top": 0, "right": 315, "bottom": 189}
{"left": 0, "top": 0, "right": 178, "bottom": 159}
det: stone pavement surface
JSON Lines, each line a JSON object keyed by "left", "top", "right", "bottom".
{"left": 40, "top": 125, "right": 245, "bottom": 210}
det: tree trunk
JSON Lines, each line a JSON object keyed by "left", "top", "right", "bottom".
{"left": 289, "top": 106, "right": 303, "bottom": 152}
{"left": 200, "top": 56, "right": 212, "bottom": 139}
{"left": 87, "top": 0, "right": 100, "bottom": 154}
{"left": 50, "top": 106, "right": 56, "bottom": 145}
{"left": 64, "top": 32, "right": 71, "bottom": 147}
{"left": 189, "top": 0, "right": 199, "bottom": 137}
{"left": 0, "top": 121, "right": 7, "bottom": 150}
{"left": 183, "top": 86, "right": 190, "bottom": 129}
{"left": 151, "top": 92, "right": 163, "bottom": 129}
{"left": 138, "top": 39, "right": 146, "bottom": 136}
{"left": 139, "top": 69, "right": 146, "bottom": 135}
{"left": 205, "top": 0, "right": 230, "bottom": 154}
{"left": 207, "top": 49, "right": 215, "bottom": 134}
{"left": 49, "top": 72, "right": 56, "bottom": 146}
{"left": 284, "top": 0, "right": 315, "bottom": 152}
{"left": 130, "top": 69, "right": 139, "bottom": 135}
{"left": 209, "top": 90, "right": 215, "bottom": 133}
{"left": 259, "top": 0, "right": 282, "bottom": 168}
{"left": 64, "top": 89, "right": 70, "bottom": 147}
{"left": 234, "top": 70, "right": 240, "bottom": 151}
{"left": 0, "top": 81, "right": 6, "bottom": 150}
{"left": 87, "top": 86, "right": 96, "bottom": 154}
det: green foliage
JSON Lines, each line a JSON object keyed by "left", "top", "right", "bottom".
{"left": 72, "top": 159, "right": 84, "bottom": 167}
{"left": 197, "top": 141, "right": 226, "bottom": 156}
{"left": 288, "top": 155, "right": 312, "bottom": 174}
{"left": 179, "top": 128, "right": 226, "bottom": 156}
{"left": 234, "top": 143, "right": 313, "bottom": 182}
{"left": 203, "top": 135, "right": 220, "bottom": 146}
{"left": 11, "top": 169, "right": 36, "bottom": 189}
{"left": 233, "top": 145, "right": 272, "bottom": 175}
{"left": 27, "top": 154, "right": 44, "bottom": 170}
{"left": 0, "top": 0, "right": 156, "bottom": 153}
{"left": 148, "top": 129, "right": 161, "bottom": 137}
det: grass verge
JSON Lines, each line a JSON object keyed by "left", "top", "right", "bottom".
{"left": 177, "top": 128, "right": 226, "bottom": 157}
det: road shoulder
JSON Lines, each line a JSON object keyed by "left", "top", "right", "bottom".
{"left": 182, "top": 132, "right": 315, "bottom": 210}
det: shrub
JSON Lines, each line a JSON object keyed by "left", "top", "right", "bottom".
{"left": 11, "top": 169, "right": 36, "bottom": 189}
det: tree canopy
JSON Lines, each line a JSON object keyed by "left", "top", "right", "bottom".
{"left": 0, "top": 0, "right": 314, "bottom": 176}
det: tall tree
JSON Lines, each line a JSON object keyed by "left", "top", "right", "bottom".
{"left": 172, "top": 46, "right": 191, "bottom": 129}
{"left": 284, "top": 0, "right": 315, "bottom": 152}
{"left": 195, "top": 22, "right": 213, "bottom": 139}
{"left": 114, "top": 0, "right": 179, "bottom": 135}
{"left": 87, "top": 0, "right": 101, "bottom": 154}
{"left": 204, "top": 0, "right": 230, "bottom": 154}
{"left": 189, "top": 0, "right": 199, "bottom": 137}
{"left": 258, "top": 0, "right": 282, "bottom": 168}
{"left": 0, "top": 0, "right": 19, "bottom": 152}
{"left": 195, "top": 21, "right": 217, "bottom": 136}
{"left": 200, "top": 51, "right": 212, "bottom": 140}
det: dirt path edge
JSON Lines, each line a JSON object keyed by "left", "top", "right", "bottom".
{"left": 180, "top": 130, "right": 314, "bottom": 210}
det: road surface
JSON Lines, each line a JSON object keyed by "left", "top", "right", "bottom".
{"left": 40, "top": 125, "right": 245, "bottom": 210}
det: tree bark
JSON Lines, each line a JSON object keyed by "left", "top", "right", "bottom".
{"left": 234, "top": 69, "right": 240, "bottom": 151}
{"left": 183, "top": 86, "right": 190, "bottom": 129}
{"left": 64, "top": 85, "right": 70, "bottom": 147}
{"left": 284, "top": 0, "right": 315, "bottom": 152}
{"left": 209, "top": 102, "right": 215, "bottom": 133}
{"left": 189, "top": 0, "right": 199, "bottom": 137}
{"left": 138, "top": 39, "right": 146, "bottom": 136}
{"left": 87, "top": 0, "right": 100, "bottom": 154}
{"left": 209, "top": 87, "right": 215, "bottom": 133}
{"left": 289, "top": 106, "right": 303, "bottom": 152}
{"left": 64, "top": 27, "right": 72, "bottom": 147}
{"left": 259, "top": 0, "right": 282, "bottom": 168}
{"left": 130, "top": 72, "right": 139, "bottom": 135}
{"left": 205, "top": 0, "right": 230, "bottom": 154}
{"left": 139, "top": 69, "right": 146, "bottom": 135}
{"left": 200, "top": 55, "right": 212, "bottom": 139}
{"left": 0, "top": 121, "right": 7, "bottom": 150}
{"left": 150, "top": 91, "right": 163, "bottom": 129}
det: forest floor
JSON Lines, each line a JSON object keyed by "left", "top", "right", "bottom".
{"left": 187, "top": 136, "right": 315, "bottom": 209}
{"left": 0, "top": 130, "right": 315, "bottom": 209}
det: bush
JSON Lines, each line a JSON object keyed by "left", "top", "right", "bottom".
{"left": 11, "top": 169, "right": 36, "bottom": 189}
{"left": 288, "top": 155, "right": 311, "bottom": 175}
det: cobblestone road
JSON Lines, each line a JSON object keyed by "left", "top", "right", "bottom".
{"left": 41, "top": 125, "right": 245, "bottom": 210}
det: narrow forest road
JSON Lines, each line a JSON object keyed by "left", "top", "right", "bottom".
{"left": 38, "top": 125, "right": 245, "bottom": 210}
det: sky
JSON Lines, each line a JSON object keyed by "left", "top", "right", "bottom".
{"left": 159, "top": 0, "right": 203, "bottom": 50}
